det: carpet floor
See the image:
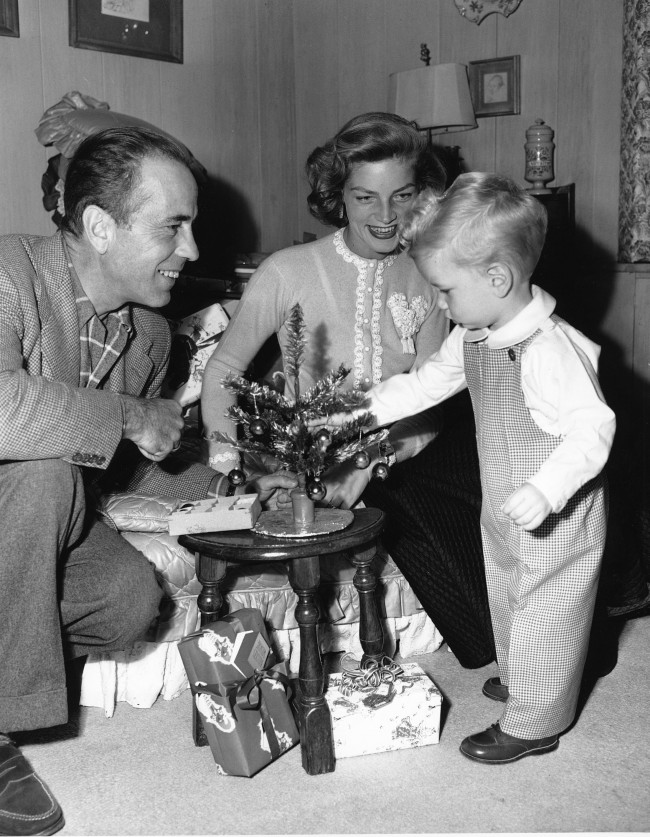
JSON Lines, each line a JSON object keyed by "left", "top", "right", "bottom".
{"left": 17, "top": 614, "right": 650, "bottom": 836}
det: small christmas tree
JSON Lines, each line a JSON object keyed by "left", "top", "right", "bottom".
{"left": 209, "top": 302, "right": 387, "bottom": 500}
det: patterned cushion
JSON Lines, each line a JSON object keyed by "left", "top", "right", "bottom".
{"left": 162, "top": 303, "right": 230, "bottom": 407}
{"left": 98, "top": 491, "right": 429, "bottom": 641}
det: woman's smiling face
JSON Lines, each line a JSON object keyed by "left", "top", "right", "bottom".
{"left": 342, "top": 157, "right": 417, "bottom": 260}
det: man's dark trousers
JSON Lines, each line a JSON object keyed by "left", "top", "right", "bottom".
{"left": 0, "top": 458, "right": 162, "bottom": 732}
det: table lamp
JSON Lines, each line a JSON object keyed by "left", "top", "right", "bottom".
{"left": 388, "top": 50, "right": 477, "bottom": 166}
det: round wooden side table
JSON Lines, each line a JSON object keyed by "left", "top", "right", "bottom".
{"left": 179, "top": 507, "right": 385, "bottom": 775}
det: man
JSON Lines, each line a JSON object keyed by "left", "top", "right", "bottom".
{"left": 0, "top": 127, "right": 294, "bottom": 835}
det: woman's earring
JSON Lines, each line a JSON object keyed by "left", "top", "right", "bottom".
{"left": 339, "top": 204, "right": 345, "bottom": 220}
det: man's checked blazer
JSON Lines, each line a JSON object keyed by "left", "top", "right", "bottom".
{"left": 0, "top": 232, "right": 214, "bottom": 499}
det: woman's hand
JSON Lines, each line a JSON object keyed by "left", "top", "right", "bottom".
{"left": 247, "top": 471, "right": 298, "bottom": 510}
{"left": 307, "top": 409, "right": 368, "bottom": 431}
{"left": 319, "top": 459, "right": 372, "bottom": 509}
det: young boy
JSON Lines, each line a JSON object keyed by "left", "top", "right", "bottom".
{"left": 325, "top": 173, "right": 616, "bottom": 763}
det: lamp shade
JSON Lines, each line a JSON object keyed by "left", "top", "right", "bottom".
{"left": 389, "top": 63, "right": 477, "bottom": 133}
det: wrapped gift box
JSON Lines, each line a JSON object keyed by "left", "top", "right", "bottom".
{"left": 325, "top": 662, "right": 441, "bottom": 759}
{"left": 164, "top": 303, "right": 230, "bottom": 407}
{"left": 178, "top": 609, "right": 299, "bottom": 776}
{"left": 168, "top": 494, "right": 261, "bottom": 536}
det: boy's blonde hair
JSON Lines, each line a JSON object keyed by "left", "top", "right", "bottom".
{"left": 399, "top": 172, "right": 548, "bottom": 280}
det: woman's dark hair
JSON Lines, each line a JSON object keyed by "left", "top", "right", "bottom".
{"left": 306, "top": 112, "right": 446, "bottom": 227}
{"left": 61, "top": 126, "right": 193, "bottom": 237}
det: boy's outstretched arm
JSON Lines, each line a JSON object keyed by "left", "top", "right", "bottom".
{"left": 367, "top": 326, "right": 467, "bottom": 426}
{"left": 311, "top": 327, "right": 467, "bottom": 430}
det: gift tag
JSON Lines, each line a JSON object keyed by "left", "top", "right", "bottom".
{"left": 362, "top": 682, "right": 395, "bottom": 710}
{"left": 248, "top": 632, "right": 271, "bottom": 671}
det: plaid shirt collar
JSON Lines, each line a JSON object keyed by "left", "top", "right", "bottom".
{"left": 65, "top": 248, "right": 134, "bottom": 389}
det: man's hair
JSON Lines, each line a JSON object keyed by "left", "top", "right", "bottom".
{"left": 306, "top": 111, "right": 446, "bottom": 227}
{"left": 61, "top": 126, "right": 193, "bottom": 237}
{"left": 399, "top": 172, "right": 548, "bottom": 280}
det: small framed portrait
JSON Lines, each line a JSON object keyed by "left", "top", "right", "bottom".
{"left": 69, "top": 0, "right": 183, "bottom": 63}
{"left": 0, "top": 0, "right": 20, "bottom": 37}
{"left": 468, "top": 55, "right": 521, "bottom": 118}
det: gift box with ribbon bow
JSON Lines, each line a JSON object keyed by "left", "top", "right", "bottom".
{"left": 163, "top": 303, "right": 230, "bottom": 407}
{"left": 178, "top": 608, "right": 299, "bottom": 776}
{"left": 325, "top": 657, "right": 442, "bottom": 759}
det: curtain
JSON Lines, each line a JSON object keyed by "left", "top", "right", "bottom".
{"left": 618, "top": 0, "right": 650, "bottom": 263}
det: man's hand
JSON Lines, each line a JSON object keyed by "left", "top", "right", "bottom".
{"left": 502, "top": 482, "right": 552, "bottom": 531}
{"left": 121, "top": 395, "right": 184, "bottom": 461}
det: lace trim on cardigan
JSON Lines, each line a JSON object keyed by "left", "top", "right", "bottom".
{"left": 333, "top": 229, "right": 398, "bottom": 387}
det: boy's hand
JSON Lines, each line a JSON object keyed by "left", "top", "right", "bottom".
{"left": 319, "top": 459, "right": 371, "bottom": 509}
{"left": 502, "top": 483, "right": 552, "bottom": 531}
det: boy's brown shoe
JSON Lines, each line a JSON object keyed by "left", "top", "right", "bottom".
{"left": 0, "top": 736, "right": 64, "bottom": 835}
{"left": 459, "top": 722, "right": 559, "bottom": 763}
{"left": 482, "top": 676, "right": 509, "bottom": 702}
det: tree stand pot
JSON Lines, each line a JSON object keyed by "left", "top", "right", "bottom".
{"left": 291, "top": 487, "right": 315, "bottom": 527}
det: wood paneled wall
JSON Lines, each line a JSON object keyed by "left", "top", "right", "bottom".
{"left": 0, "top": 0, "right": 624, "bottom": 261}
{"left": 571, "top": 265, "right": 650, "bottom": 547}
{"left": 293, "top": 0, "right": 624, "bottom": 263}
{"left": 0, "top": 0, "right": 299, "bottom": 255}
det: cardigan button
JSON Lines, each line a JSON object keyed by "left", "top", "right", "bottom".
{"left": 508, "top": 348, "right": 516, "bottom": 361}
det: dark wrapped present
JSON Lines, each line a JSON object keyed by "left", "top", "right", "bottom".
{"left": 178, "top": 608, "right": 299, "bottom": 776}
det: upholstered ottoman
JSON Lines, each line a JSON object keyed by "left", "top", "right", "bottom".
{"left": 81, "top": 492, "right": 443, "bottom": 717}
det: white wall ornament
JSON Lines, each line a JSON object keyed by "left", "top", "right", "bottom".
{"left": 453, "top": 1, "right": 523, "bottom": 25}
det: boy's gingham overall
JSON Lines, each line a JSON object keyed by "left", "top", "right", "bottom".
{"left": 464, "top": 319, "right": 607, "bottom": 739}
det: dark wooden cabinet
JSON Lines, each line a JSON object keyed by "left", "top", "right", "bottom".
{"left": 530, "top": 184, "right": 576, "bottom": 317}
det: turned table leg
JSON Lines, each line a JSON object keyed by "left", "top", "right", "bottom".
{"left": 350, "top": 540, "right": 384, "bottom": 665}
{"left": 193, "top": 552, "right": 228, "bottom": 747}
{"left": 288, "top": 554, "right": 335, "bottom": 775}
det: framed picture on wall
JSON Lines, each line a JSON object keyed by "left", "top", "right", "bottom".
{"left": 69, "top": 0, "right": 183, "bottom": 63}
{"left": 0, "top": 0, "right": 19, "bottom": 37}
{"left": 468, "top": 55, "right": 520, "bottom": 118}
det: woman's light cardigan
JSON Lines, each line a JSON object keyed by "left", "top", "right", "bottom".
{"left": 201, "top": 229, "right": 449, "bottom": 475}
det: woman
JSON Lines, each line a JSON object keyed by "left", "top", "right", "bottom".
{"left": 202, "top": 112, "right": 447, "bottom": 482}
{"left": 201, "top": 112, "right": 494, "bottom": 667}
